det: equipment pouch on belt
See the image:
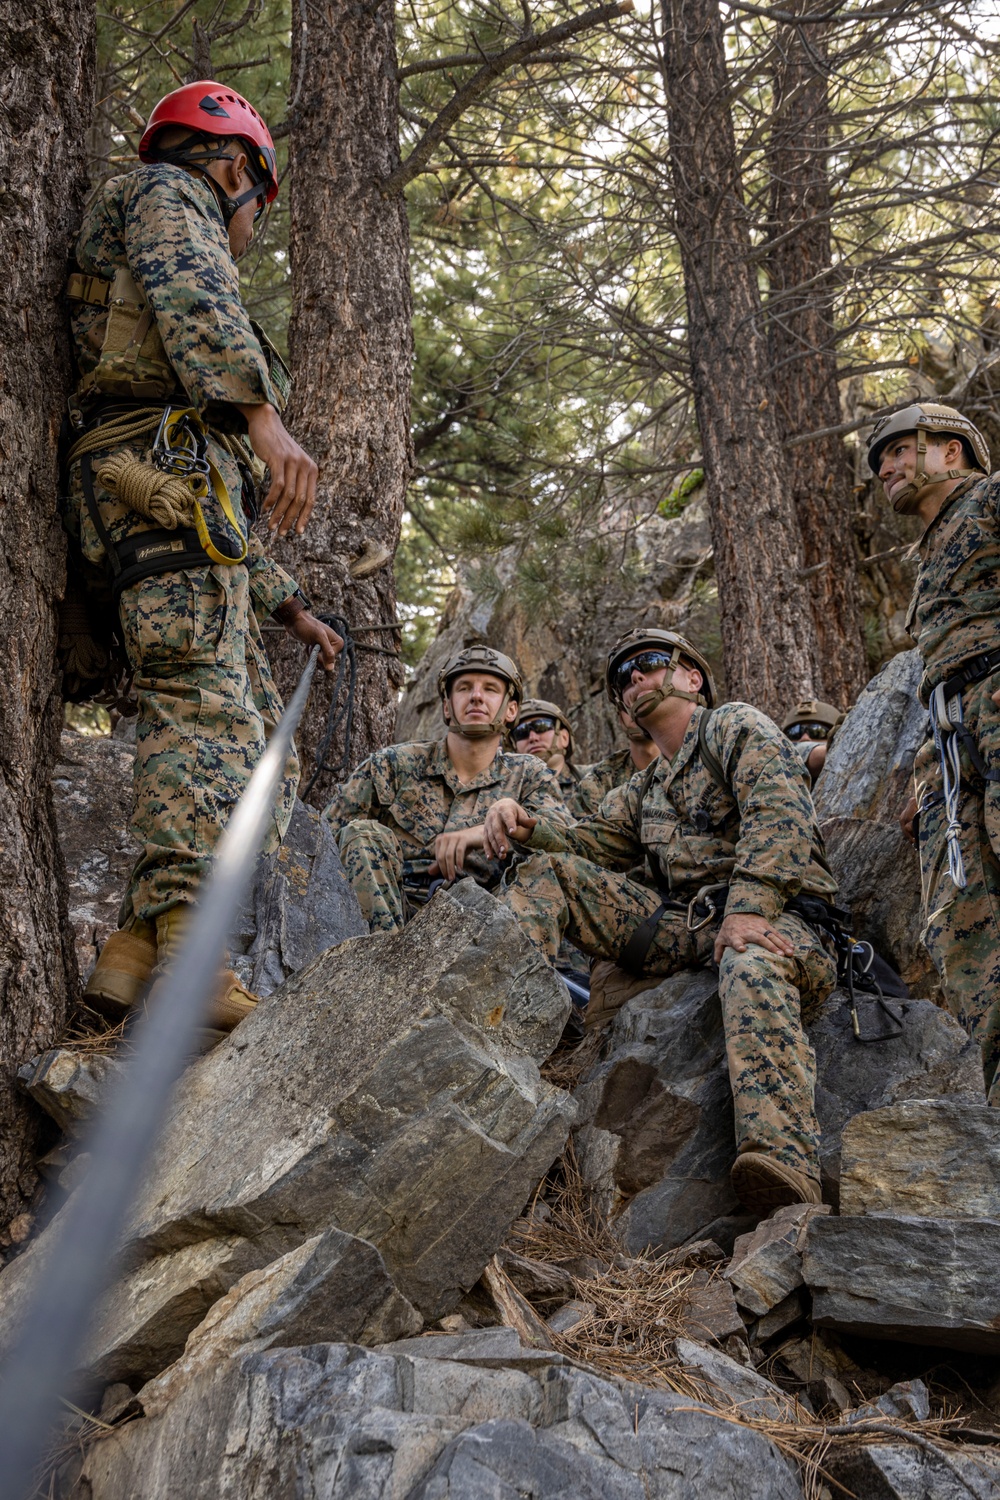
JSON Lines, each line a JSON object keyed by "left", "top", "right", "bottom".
{"left": 67, "top": 266, "right": 177, "bottom": 403}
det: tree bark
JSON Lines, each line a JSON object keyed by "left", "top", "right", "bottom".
{"left": 271, "top": 0, "right": 412, "bottom": 796}
{"left": 766, "top": 13, "right": 867, "bottom": 705}
{"left": 0, "top": 0, "right": 94, "bottom": 1225}
{"left": 660, "top": 0, "right": 820, "bottom": 713}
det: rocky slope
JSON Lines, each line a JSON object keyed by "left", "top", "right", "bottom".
{"left": 9, "top": 677, "right": 1000, "bottom": 1497}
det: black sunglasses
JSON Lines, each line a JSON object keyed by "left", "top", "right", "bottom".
{"left": 612, "top": 650, "right": 673, "bottom": 694}
{"left": 513, "top": 717, "right": 558, "bottom": 741}
{"left": 785, "top": 722, "right": 831, "bottom": 742}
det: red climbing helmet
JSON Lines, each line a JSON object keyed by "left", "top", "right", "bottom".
{"left": 139, "top": 81, "right": 279, "bottom": 205}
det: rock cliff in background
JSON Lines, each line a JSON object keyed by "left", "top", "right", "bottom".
{"left": 396, "top": 493, "right": 719, "bottom": 762}
{"left": 813, "top": 648, "right": 933, "bottom": 996}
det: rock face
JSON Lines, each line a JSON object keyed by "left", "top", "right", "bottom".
{"left": 725, "top": 1203, "right": 830, "bottom": 1318}
{"left": 395, "top": 493, "right": 721, "bottom": 762}
{"left": 52, "top": 729, "right": 138, "bottom": 981}
{"left": 803, "top": 1214, "right": 1000, "bottom": 1355}
{"left": 0, "top": 884, "right": 574, "bottom": 1388}
{"left": 68, "top": 1335, "right": 806, "bottom": 1500}
{"left": 572, "top": 969, "right": 982, "bottom": 1250}
{"left": 229, "top": 798, "right": 367, "bottom": 996}
{"left": 814, "top": 649, "right": 935, "bottom": 996}
{"left": 839, "top": 1100, "right": 1000, "bottom": 1218}
{"left": 51, "top": 725, "right": 364, "bottom": 993}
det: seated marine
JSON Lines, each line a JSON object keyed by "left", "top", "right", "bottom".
{"left": 482, "top": 627, "right": 842, "bottom": 1217}
{"left": 573, "top": 708, "right": 659, "bottom": 817}
{"left": 324, "top": 646, "right": 573, "bottom": 932}
{"left": 780, "top": 699, "right": 845, "bottom": 784}
{"left": 511, "top": 698, "right": 584, "bottom": 808}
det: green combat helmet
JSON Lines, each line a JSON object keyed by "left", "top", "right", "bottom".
{"left": 437, "top": 645, "right": 524, "bottom": 739}
{"left": 867, "top": 402, "right": 990, "bottom": 515}
{"left": 780, "top": 698, "right": 845, "bottom": 744}
{"left": 513, "top": 698, "right": 574, "bottom": 761}
{"left": 605, "top": 627, "right": 716, "bottom": 721}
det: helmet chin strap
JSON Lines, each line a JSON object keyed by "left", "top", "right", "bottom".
{"left": 629, "top": 683, "right": 704, "bottom": 720}
{"left": 623, "top": 724, "right": 653, "bottom": 743}
{"left": 889, "top": 427, "right": 979, "bottom": 514}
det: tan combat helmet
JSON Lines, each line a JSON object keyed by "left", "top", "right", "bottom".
{"left": 605, "top": 627, "right": 716, "bottom": 720}
{"left": 780, "top": 699, "right": 845, "bottom": 743}
{"left": 437, "top": 645, "right": 524, "bottom": 739}
{"left": 513, "top": 698, "right": 574, "bottom": 761}
{"left": 866, "top": 402, "right": 990, "bottom": 514}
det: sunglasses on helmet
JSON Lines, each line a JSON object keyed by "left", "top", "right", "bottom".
{"left": 512, "top": 717, "right": 558, "bottom": 741}
{"left": 611, "top": 650, "right": 674, "bottom": 695}
{"left": 785, "top": 721, "right": 831, "bottom": 742}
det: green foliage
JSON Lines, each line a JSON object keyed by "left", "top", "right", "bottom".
{"left": 658, "top": 470, "right": 704, "bottom": 521}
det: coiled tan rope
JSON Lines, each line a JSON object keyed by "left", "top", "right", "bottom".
{"left": 92, "top": 449, "right": 197, "bottom": 529}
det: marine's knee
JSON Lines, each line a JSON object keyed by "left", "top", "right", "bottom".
{"left": 337, "top": 819, "right": 401, "bottom": 865}
{"left": 719, "top": 941, "right": 792, "bottom": 996}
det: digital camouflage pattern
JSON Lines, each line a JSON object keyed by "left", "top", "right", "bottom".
{"left": 572, "top": 746, "right": 642, "bottom": 818}
{"left": 498, "top": 702, "right": 839, "bottom": 1179}
{"left": 325, "top": 739, "right": 574, "bottom": 931}
{"left": 67, "top": 161, "right": 302, "bottom": 920}
{"left": 906, "top": 471, "right": 1000, "bottom": 1100}
{"left": 904, "top": 472, "right": 1000, "bottom": 702}
{"left": 74, "top": 164, "right": 280, "bottom": 413}
{"left": 118, "top": 565, "right": 298, "bottom": 923}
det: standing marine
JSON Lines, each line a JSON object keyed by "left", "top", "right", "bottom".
{"left": 869, "top": 402, "right": 1000, "bottom": 1097}
{"left": 65, "top": 82, "right": 341, "bottom": 1032}
{"left": 325, "top": 647, "right": 573, "bottom": 931}
{"left": 484, "top": 627, "right": 842, "bottom": 1216}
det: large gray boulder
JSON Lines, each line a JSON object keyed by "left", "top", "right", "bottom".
{"left": 803, "top": 1214, "right": 1000, "bottom": 1355}
{"left": 573, "top": 968, "right": 982, "bottom": 1251}
{"left": 839, "top": 1100, "right": 1000, "bottom": 1218}
{"left": 230, "top": 798, "right": 367, "bottom": 996}
{"left": 0, "top": 884, "right": 574, "bottom": 1388}
{"left": 814, "top": 649, "right": 935, "bottom": 997}
{"left": 65, "top": 1336, "right": 806, "bottom": 1500}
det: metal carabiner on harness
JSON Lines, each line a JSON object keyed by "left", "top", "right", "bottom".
{"left": 152, "top": 406, "right": 211, "bottom": 486}
{"left": 687, "top": 882, "right": 728, "bottom": 932}
{"left": 928, "top": 681, "right": 968, "bottom": 889}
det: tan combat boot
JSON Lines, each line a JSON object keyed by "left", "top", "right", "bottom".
{"left": 154, "top": 905, "right": 258, "bottom": 1037}
{"left": 730, "top": 1151, "right": 822, "bottom": 1218}
{"left": 84, "top": 918, "right": 158, "bottom": 1021}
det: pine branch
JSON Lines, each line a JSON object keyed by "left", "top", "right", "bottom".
{"left": 382, "top": 0, "right": 634, "bottom": 196}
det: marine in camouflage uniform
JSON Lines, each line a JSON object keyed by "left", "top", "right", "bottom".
{"left": 510, "top": 698, "right": 586, "bottom": 813}
{"left": 487, "top": 629, "right": 841, "bottom": 1208}
{"left": 67, "top": 83, "right": 339, "bottom": 1024}
{"left": 573, "top": 711, "right": 659, "bottom": 817}
{"left": 326, "top": 652, "right": 573, "bottom": 931}
{"left": 869, "top": 403, "right": 1000, "bottom": 1099}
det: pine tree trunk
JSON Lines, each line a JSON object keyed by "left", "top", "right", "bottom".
{"left": 660, "top": 0, "right": 820, "bottom": 713}
{"left": 766, "top": 13, "right": 867, "bottom": 706}
{"left": 270, "top": 0, "right": 412, "bottom": 796}
{"left": 0, "top": 0, "right": 94, "bottom": 1226}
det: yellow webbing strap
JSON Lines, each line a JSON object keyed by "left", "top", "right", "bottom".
{"left": 157, "top": 409, "right": 248, "bottom": 566}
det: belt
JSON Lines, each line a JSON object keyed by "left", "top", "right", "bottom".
{"left": 937, "top": 645, "right": 1000, "bottom": 704}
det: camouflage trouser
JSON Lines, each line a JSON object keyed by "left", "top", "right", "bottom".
{"left": 500, "top": 852, "right": 836, "bottom": 1179}
{"left": 119, "top": 564, "right": 298, "bottom": 922}
{"left": 915, "top": 675, "right": 1000, "bottom": 1101}
{"left": 336, "top": 819, "right": 414, "bottom": 932}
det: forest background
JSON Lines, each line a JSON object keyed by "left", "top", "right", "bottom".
{"left": 0, "top": 0, "right": 999, "bottom": 1224}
